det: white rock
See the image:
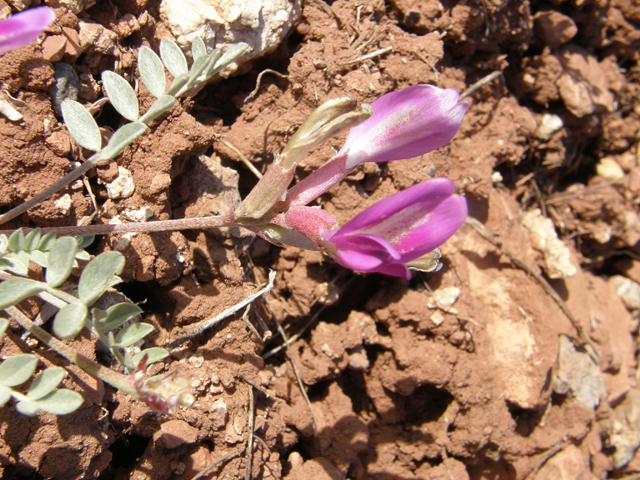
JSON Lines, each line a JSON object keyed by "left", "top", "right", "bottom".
{"left": 158, "top": 0, "right": 301, "bottom": 76}
{"left": 45, "top": 0, "right": 95, "bottom": 14}
{"left": 596, "top": 157, "right": 625, "bottom": 180}
{"left": 428, "top": 286, "right": 461, "bottom": 312}
{"left": 106, "top": 167, "right": 135, "bottom": 200}
{"left": 522, "top": 209, "right": 577, "bottom": 279}
{"left": 535, "top": 113, "right": 563, "bottom": 141}
{"left": 609, "top": 275, "right": 640, "bottom": 311}
{"left": 55, "top": 193, "right": 72, "bottom": 216}
{"left": 610, "top": 389, "right": 640, "bottom": 468}
{"left": 121, "top": 206, "right": 154, "bottom": 223}
{"left": 552, "top": 335, "right": 604, "bottom": 410}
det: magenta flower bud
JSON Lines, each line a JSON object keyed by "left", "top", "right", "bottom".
{"left": 338, "top": 85, "right": 468, "bottom": 169}
{"left": 320, "top": 178, "right": 467, "bottom": 279}
{"left": 0, "top": 7, "right": 55, "bottom": 55}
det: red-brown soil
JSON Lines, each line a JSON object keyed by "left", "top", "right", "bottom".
{"left": 2, "top": 0, "right": 640, "bottom": 479}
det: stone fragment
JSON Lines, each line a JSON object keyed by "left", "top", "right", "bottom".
{"left": 610, "top": 389, "right": 640, "bottom": 468}
{"left": 160, "top": 419, "right": 198, "bottom": 449}
{"left": 208, "top": 398, "right": 228, "bottom": 429}
{"left": 552, "top": 335, "right": 604, "bottom": 410}
{"left": 113, "top": 13, "right": 139, "bottom": 37}
{"left": 535, "top": 113, "right": 563, "bottom": 141}
{"left": 106, "top": 167, "right": 135, "bottom": 200}
{"left": 428, "top": 286, "right": 460, "bottom": 312}
{"left": 188, "top": 354, "right": 204, "bottom": 368}
{"left": 41, "top": 35, "right": 67, "bottom": 62}
{"left": 614, "top": 258, "right": 640, "bottom": 285}
{"left": 158, "top": 0, "right": 301, "bottom": 76}
{"left": 61, "top": 27, "right": 81, "bottom": 58}
{"left": 47, "top": 62, "right": 79, "bottom": 116}
{"left": 596, "top": 157, "right": 625, "bottom": 180}
{"left": 45, "top": 130, "right": 71, "bottom": 157}
{"left": 556, "top": 45, "right": 614, "bottom": 118}
{"left": 522, "top": 209, "right": 577, "bottom": 279}
{"left": 535, "top": 445, "right": 591, "bottom": 480}
{"left": 78, "top": 20, "right": 118, "bottom": 55}
{"left": 534, "top": 10, "right": 578, "bottom": 49}
{"left": 608, "top": 275, "right": 640, "bottom": 311}
{"left": 55, "top": 193, "right": 72, "bottom": 215}
{"left": 121, "top": 206, "right": 154, "bottom": 223}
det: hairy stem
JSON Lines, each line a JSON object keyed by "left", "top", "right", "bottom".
{"left": 7, "top": 306, "right": 139, "bottom": 397}
{"left": 0, "top": 215, "right": 234, "bottom": 237}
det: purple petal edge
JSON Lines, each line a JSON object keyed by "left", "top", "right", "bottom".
{"left": 0, "top": 7, "right": 56, "bottom": 55}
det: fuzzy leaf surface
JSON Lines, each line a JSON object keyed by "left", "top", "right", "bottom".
{"left": 160, "top": 39, "right": 188, "bottom": 78}
{"left": 97, "top": 303, "right": 142, "bottom": 331}
{"left": 115, "top": 323, "right": 155, "bottom": 347}
{"left": 78, "top": 252, "right": 125, "bottom": 306}
{"left": 0, "top": 385, "right": 10, "bottom": 407}
{"left": 45, "top": 236, "right": 77, "bottom": 287}
{"left": 132, "top": 348, "right": 169, "bottom": 368}
{"left": 102, "top": 71, "right": 139, "bottom": 122}
{"left": 28, "top": 367, "right": 66, "bottom": 400}
{"left": 61, "top": 100, "right": 102, "bottom": 152}
{"left": 138, "top": 46, "right": 166, "bottom": 98}
{"left": 101, "top": 122, "right": 147, "bottom": 161}
{"left": 0, "top": 354, "right": 38, "bottom": 387}
{"left": 53, "top": 303, "right": 88, "bottom": 340}
{"left": 0, "top": 278, "right": 45, "bottom": 309}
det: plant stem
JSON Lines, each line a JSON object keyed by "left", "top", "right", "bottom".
{"left": 7, "top": 306, "right": 139, "bottom": 397}
{"left": 0, "top": 215, "right": 234, "bottom": 237}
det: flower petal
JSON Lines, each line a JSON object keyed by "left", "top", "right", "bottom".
{"left": 0, "top": 7, "right": 55, "bottom": 55}
{"left": 329, "top": 234, "right": 400, "bottom": 272}
{"left": 340, "top": 85, "right": 468, "bottom": 168}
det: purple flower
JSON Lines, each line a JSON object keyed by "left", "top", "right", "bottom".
{"left": 0, "top": 7, "right": 55, "bottom": 55}
{"left": 339, "top": 85, "right": 468, "bottom": 169}
{"left": 320, "top": 178, "right": 467, "bottom": 279}
{"left": 286, "top": 85, "right": 468, "bottom": 208}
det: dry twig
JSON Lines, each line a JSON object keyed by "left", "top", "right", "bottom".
{"left": 214, "top": 135, "right": 263, "bottom": 179}
{"left": 459, "top": 71, "right": 503, "bottom": 101}
{"left": 526, "top": 441, "right": 563, "bottom": 480}
{"left": 338, "top": 46, "right": 393, "bottom": 66}
{"left": 191, "top": 448, "right": 241, "bottom": 480}
{"left": 243, "top": 69, "right": 289, "bottom": 104}
{"left": 166, "top": 271, "right": 276, "bottom": 349}
{"left": 245, "top": 387, "right": 256, "bottom": 480}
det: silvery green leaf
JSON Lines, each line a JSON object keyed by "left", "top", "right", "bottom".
{"left": 139, "top": 95, "right": 175, "bottom": 124}
{"left": 30, "top": 389, "right": 83, "bottom": 415}
{"left": 28, "top": 367, "right": 66, "bottom": 400}
{"left": 2, "top": 254, "right": 29, "bottom": 276}
{"left": 38, "top": 231, "right": 57, "bottom": 251}
{"left": 97, "top": 302, "right": 142, "bottom": 331}
{"left": 15, "top": 400, "right": 40, "bottom": 416}
{"left": 0, "top": 234, "right": 7, "bottom": 254}
{"left": 45, "top": 236, "right": 77, "bottom": 287}
{"left": 166, "top": 73, "right": 189, "bottom": 97}
{"left": 101, "top": 122, "right": 148, "bottom": 161}
{"left": 0, "top": 318, "right": 8, "bottom": 338}
{"left": 191, "top": 37, "right": 207, "bottom": 60}
{"left": 138, "top": 46, "right": 166, "bottom": 98}
{"left": 24, "top": 229, "right": 41, "bottom": 252}
{"left": 78, "top": 251, "right": 125, "bottom": 306}
{"left": 132, "top": 348, "right": 169, "bottom": 368}
{"left": 207, "top": 43, "right": 250, "bottom": 77}
{"left": 200, "top": 49, "right": 221, "bottom": 80}
{"left": 0, "top": 278, "right": 45, "bottom": 309}
{"left": 53, "top": 303, "right": 88, "bottom": 340}
{"left": 26, "top": 250, "right": 49, "bottom": 268}
{"left": 61, "top": 100, "right": 102, "bottom": 152}
{"left": 0, "top": 354, "right": 38, "bottom": 387}
{"left": 77, "top": 236, "right": 95, "bottom": 249}
{"left": 102, "top": 71, "right": 139, "bottom": 122}
{"left": 0, "top": 385, "right": 10, "bottom": 407}
{"left": 160, "top": 39, "right": 188, "bottom": 79}
{"left": 7, "top": 229, "right": 25, "bottom": 253}
{"left": 115, "top": 322, "right": 155, "bottom": 347}
{"left": 75, "top": 250, "right": 90, "bottom": 262}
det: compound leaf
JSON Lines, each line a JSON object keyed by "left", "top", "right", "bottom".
{"left": 7, "top": 229, "right": 25, "bottom": 253}
{"left": 24, "top": 229, "right": 41, "bottom": 252}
